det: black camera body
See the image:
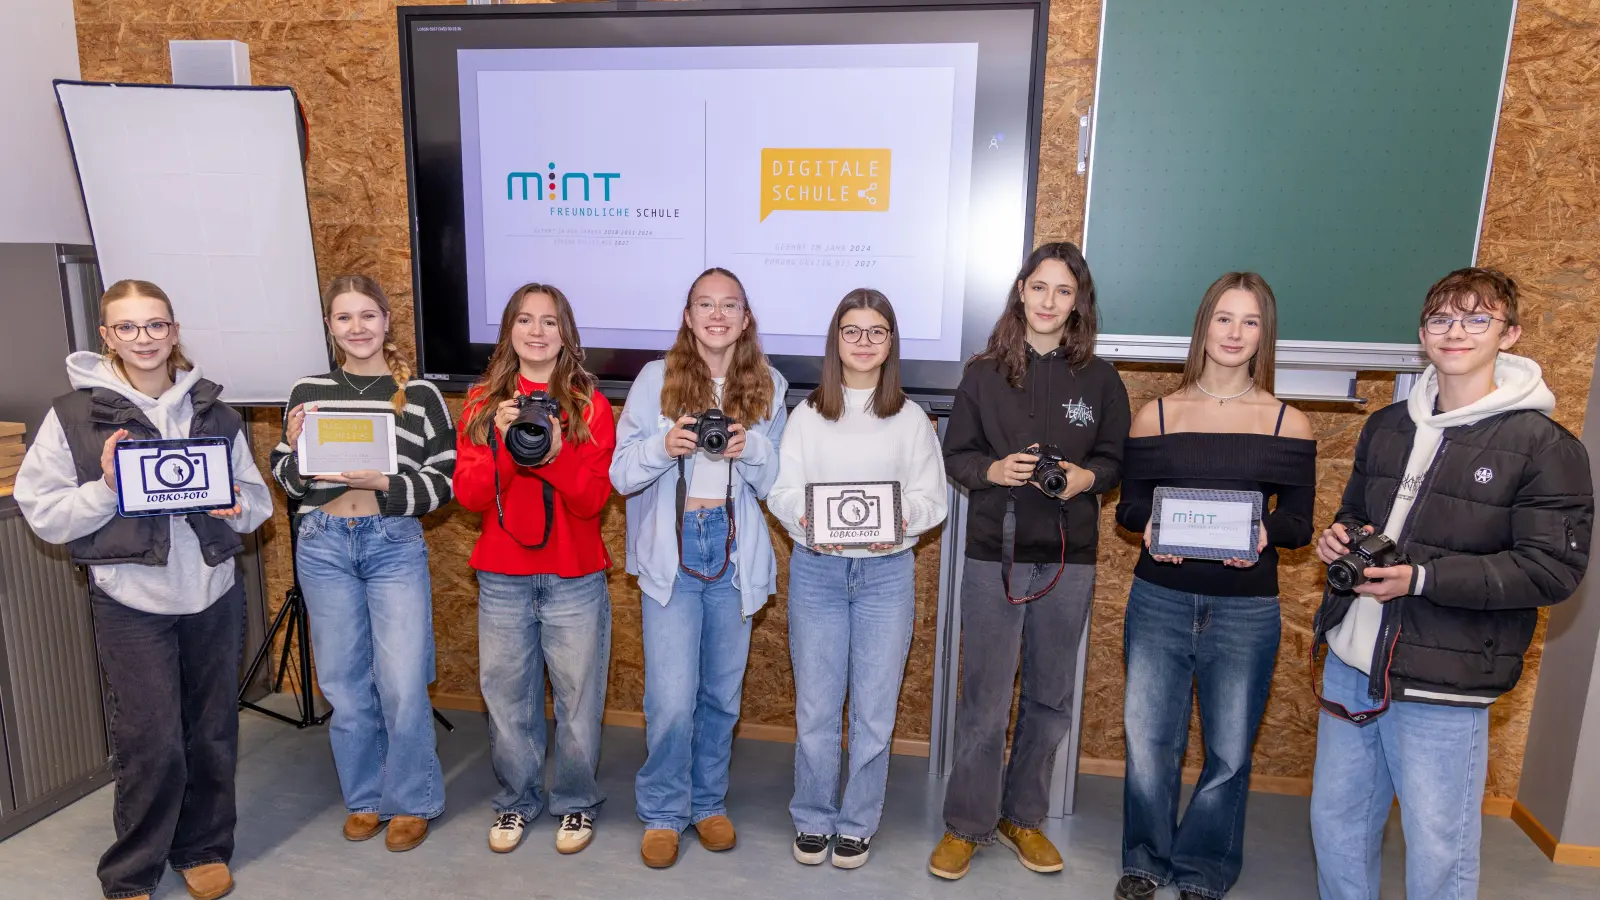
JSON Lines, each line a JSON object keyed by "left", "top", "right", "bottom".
{"left": 1327, "top": 529, "right": 1405, "bottom": 593}
{"left": 505, "top": 390, "right": 563, "bottom": 466}
{"left": 690, "top": 408, "right": 738, "bottom": 456}
{"left": 1029, "top": 445, "right": 1070, "bottom": 497}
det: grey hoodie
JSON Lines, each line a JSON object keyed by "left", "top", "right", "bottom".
{"left": 15, "top": 352, "right": 272, "bottom": 615}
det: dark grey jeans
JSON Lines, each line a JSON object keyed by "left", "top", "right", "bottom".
{"left": 942, "top": 558, "right": 1095, "bottom": 843}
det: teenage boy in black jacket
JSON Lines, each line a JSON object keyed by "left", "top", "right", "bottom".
{"left": 1309, "top": 268, "right": 1593, "bottom": 900}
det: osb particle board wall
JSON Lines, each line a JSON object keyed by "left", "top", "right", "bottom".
{"left": 73, "top": 0, "right": 1600, "bottom": 800}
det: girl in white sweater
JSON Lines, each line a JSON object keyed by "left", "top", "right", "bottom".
{"left": 768, "top": 289, "right": 948, "bottom": 870}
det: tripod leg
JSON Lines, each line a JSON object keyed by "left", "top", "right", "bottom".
{"left": 273, "top": 598, "right": 300, "bottom": 690}
{"left": 238, "top": 589, "right": 297, "bottom": 703}
{"left": 432, "top": 708, "right": 455, "bottom": 733}
{"left": 296, "top": 590, "right": 324, "bottom": 725}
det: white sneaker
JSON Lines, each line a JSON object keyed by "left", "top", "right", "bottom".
{"left": 489, "top": 811, "right": 529, "bottom": 853}
{"left": 556, "top": 812, "right": 594, "bottom": 854}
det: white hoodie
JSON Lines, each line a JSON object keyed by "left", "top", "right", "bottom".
{"left": 1327, "top": 353, "right": 1556, "bottom": 674}
{"left": 15, "top": 352, "right": 273, "bottom": 615}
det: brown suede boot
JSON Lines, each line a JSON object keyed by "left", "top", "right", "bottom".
{"left": 385, "top": 815, "right": 429, "bottom": 852}
{"left": 928, "top": 833, "right": 977, "bottom": 881}
{"left": 996, "top": 819, "right": 1063, "bottom": 873}
{"left": 694, "top": 815, "right": 737, "bottom": 851}
{"left": 343, "top": 812, "right": 383, "bottom": 842}
{"left": 641, "top": 828, "right": 680, "bottom": 868}
{"left": 179, "top": 862, "right": 234, "bottom": 900}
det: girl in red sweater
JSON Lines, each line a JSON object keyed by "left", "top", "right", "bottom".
{"left": 454, "top": 283, "right": 615, "bottom": 856}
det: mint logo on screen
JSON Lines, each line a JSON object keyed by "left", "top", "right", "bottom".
{"left": 507, "top": 163, "right": 621, "bottom": 202}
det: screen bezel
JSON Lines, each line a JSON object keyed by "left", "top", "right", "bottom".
{"left": 396, "top": 0, "right": 1051, "bottom": 408}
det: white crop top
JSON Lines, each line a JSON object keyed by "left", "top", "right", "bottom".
{"left": 687, "top": 377, "right": 734, "bottom": 500}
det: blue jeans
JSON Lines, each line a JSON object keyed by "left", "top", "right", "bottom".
{"left": 788, "top": 547, "right": 916, "bottom": 839}
{"left": 477, "top": 569, "right": 611, "bottom": 819}
{"left": 636, "top": 507, "right": 752, "bottom": 831}
{"left": 296, "top": 511, "right": 443, "bottom": 819}
{"left": 1311, "top": 653, "right": 1489, "bottom": 900}
{"left": 1121, "top": 578, "right": 1280, "bottom": 899}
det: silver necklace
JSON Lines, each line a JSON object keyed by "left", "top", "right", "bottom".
{"left": 340, "top": 369, "right": 388, "bottom": 395}
{"left": 1195, "top": 380, "right": 1254, "bottom": 404}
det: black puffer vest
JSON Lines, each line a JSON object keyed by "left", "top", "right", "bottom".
{"left": 50, "top": 378, "right": 245, "bottom": 568}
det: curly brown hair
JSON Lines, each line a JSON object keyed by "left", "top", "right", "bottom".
{"left": 970, "top": 242, "right": 1098, "bottom": 387}
{"left": 464, "top": 283, "right": 597, "bottom": 447}
{"left": 660, "top": 267, "right": 775, "bottom": 426}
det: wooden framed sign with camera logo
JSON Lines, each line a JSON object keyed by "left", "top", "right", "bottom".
{"left": 113, "top": 437, "right": 237, "bottom": 517}
{"left": 805, "top": 481, "right": 904, "bottom": 548}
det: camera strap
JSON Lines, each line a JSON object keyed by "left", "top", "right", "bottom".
{"left": 676, "top": 455, "right": 736, "bottom": 582}
{"left": 1000, "top": 490, "right": 1067, "bottom": 605}
{"left": 1309, "top": 602, "right": 1403, "bottom": 727}
{"left": 488, "top": 430, "right": 556, "bottom": 551}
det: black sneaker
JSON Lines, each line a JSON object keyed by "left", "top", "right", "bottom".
{"left": 832, "top": 835, "right": 870, "bottom": 869}
{"left": 794, "top": 832, "right": 832, "bottom": 865}
{"left": 1115, "top": 874, "right": 1160, "bottom": 900}
{"left": 1178, "top": 892, "right": 1208, "bottom": 900}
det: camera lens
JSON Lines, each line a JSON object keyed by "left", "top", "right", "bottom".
{"left": 700, "top": 428, "right": 727, "bottom": 454}
{"left": 1327, "top": 557, "right": 1360, "bottom": 593}
{"left": 1040, "top": 468, "right": 1068, "bottom": 497}
{"left": 506, "top": 405, "right": 553, "bottom": 467}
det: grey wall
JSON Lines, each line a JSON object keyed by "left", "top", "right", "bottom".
{"left": 0, "top": 243, "right": 74, "bottom": 440}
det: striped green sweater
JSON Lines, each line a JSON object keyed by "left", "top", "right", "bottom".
{"left": 269, "top": 372, "right": 456, "bottom": 518}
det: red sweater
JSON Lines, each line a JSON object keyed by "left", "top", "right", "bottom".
{"left": 454, "top": 377, "right": 615, "bottom": 577}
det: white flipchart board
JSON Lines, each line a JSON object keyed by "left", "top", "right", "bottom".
{"left": 54, "top": 81, "right": 326, "bottom": 404}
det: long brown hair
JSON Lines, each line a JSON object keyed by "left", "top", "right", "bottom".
{"left": 971, "top": 241, "right": 1098, "bottom": 387}
{"left": 465, "top": 283, "right": 597, "bottom": 447}
{"left": 321, "top": 274, "right": 410, "bottom": 414}
{"left": 100, "top": 279, "right": 193, "bottom": 383}
{"left": 660, "top": 267, "right": 774, "bottom": 426}
{"left": 807, "top": 288, "right": 907, "bottom": 421}
{"left": 1178, "top": 272, "right": 1279, "bottom": 395}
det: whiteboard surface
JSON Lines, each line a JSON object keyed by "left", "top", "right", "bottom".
{"left": 55, "top": 82, "right": 326, "bottom": 403}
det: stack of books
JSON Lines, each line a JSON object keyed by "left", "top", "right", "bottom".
{"left": 0, "top": 423, "right": 23, "bottom": 497}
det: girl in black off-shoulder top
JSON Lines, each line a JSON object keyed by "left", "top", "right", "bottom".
{"left": 1112, "top": 274, "right": 1317, "bottom": 900}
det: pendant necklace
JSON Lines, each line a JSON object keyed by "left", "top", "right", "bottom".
{"left": 340, "top": 369, "right": 387, "bottom": 396}
{"left": 1195, "top": 380, "right": 1254, "bottom": 405}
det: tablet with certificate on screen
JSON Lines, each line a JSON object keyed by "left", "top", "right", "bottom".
{"left": 805, "top": 482, "right": 904, "bottom": 548}
{"left": 1150, "top": 486, "right": 1264, "bottom": 562}
{"left": 297, "top": 411, "right": 399, "bottom": 477}
{"left": 113, "top": 437, "right": 237, "bottom": 517}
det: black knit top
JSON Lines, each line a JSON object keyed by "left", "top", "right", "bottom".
{"left": 1115, "top": 428, "right": 1318, "bottom": 597}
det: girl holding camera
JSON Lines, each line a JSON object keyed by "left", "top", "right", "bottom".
{"left": 611, "top": 267, "right": 788, "bottom": 869}
{"left": 1112, "top": 273, "right": 1314, "bottom": 900}
{"left": 767, "top": 289, "right": 948, "bottom": 869}
{"left": 930, "top": 242, "right": 1130, "bottom": 881}
{"left": 17, "top": 279, "right": 271, "bottom": 900}
{"left": 271, "top": 275, "right": 457, "bottom": 852}
{"left": 453, "top": 283, "right": 616, "bottom": 856}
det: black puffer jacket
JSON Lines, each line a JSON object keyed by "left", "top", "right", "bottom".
{"left": 1314, "top": 400, "right": 1593, "bottom": 706}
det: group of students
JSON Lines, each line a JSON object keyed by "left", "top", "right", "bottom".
{"left": 13, "top": 241, "right": 1591, "bottom": 900}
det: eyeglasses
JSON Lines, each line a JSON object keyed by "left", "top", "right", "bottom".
{"left": 107, "top": 321, "right": 173, "bottom": 341}
{"left": 840, "top": 325, "right": 891, "bottom": 345}
{"left": 691, "top": 299, "right": 745, "bottom": 318}
{"left": 1424, "top": 314, "right": 1503, "bottom": 335}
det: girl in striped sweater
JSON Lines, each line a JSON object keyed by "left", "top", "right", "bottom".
{"left": 269, "top": 275, "right": 456, "bottom": 852}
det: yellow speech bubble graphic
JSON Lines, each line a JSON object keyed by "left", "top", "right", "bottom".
{"left": 317, "top": 418, "right": 374, "bottom": 445}
{"left": 760, "top": 148, "right": 890, "bottom": 222}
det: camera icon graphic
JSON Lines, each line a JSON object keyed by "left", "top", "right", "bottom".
{"left": 138, "top": 448, "right": 211, "bottom": 495}
{"left": 827, "top": 489, "right": 881, "bottom": 531}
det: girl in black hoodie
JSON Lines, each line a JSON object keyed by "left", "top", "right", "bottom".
{"left": 928, "top": 242, "right": 1131, "bottom": 880}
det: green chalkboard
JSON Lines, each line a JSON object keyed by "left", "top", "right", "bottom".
{"left": 1084, "top": 0, "right": 1514, "bottom": 354}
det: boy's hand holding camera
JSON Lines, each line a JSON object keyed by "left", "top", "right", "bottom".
{"left": 1317, "top": 522, "right": 1414, "bottom": 603}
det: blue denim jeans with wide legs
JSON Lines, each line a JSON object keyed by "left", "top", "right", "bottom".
{"left": 1310, "top": 652, "right": 1490, "bottom": 900}
{"left": 636, "top": 507, "right": 752, "bottom": 832}
{"left": 477, "top": 569, "right": 611, "bottom": 820}
{"left": 296, "top": 511, "right": 444, "bottom": 820}
{"left": 788, "top": 546, "right": 916, "bottom": 839}
{"left": 1120, "top": 577, "right": 1281, "bottom": 899}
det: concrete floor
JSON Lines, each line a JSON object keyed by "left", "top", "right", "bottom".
{"left": 3, "top": 699, "right": 1599, "bottom": 899}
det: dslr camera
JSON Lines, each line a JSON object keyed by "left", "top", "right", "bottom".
{"left": 505, "top": 390, "right": 563, "bottom": 466}
{"left": 140, "top": 447, "right": 210, "bottom": 493}
{"left": 689, "top": 408, "right": 738, "bottom": 456}
{"left": 1028, "top": 445, "right": 1071, "bottom": 498}
{"left": 827, "top": 488, "right": 882, "bottom": 531}
{"left": 1327, "top": 527, "right": 1405, "bottom": 593}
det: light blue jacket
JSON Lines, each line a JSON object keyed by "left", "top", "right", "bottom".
{"left": 610, "top": 359, "right": 789, "bottom": 617}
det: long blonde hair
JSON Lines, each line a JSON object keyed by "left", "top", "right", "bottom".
{"left": 464, "top": 283, "right": 597, "bottom": 447}
{"left": 661, "top": 268, "right": 774, "bottom": 426}
{"left": 100, "top": 279, "right": 193, "bottom": 383}
{"left": 321, "top": 274, "right": 410, "bottom": 414}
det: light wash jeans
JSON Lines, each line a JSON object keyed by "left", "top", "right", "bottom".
{"left": 477, "top": 569, "right": 611, "bottom": 819}
{"left": 296, "top": 511, "right": 443, "bottom": 820}
{"left": 788, "top": 546, "right": 915, "bottom": 839}
{"left": 1121, "top": 578, "right": 1281, "bottom": 899}
{"left": 635, "top": 507, "right": 752, "bottom": 832}
{"left": 1311, "top": 653, "right": 1490, "bottom": 900}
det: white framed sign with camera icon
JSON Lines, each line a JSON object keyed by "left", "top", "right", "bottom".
{"left": 805, "top": 481, "right": 904, "bottom": 548}
{"left": 296, "top": 411, "right": 399, "bottom": 477}
{"left": 113, "top": 437, "right": 237, "bottom": 517}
